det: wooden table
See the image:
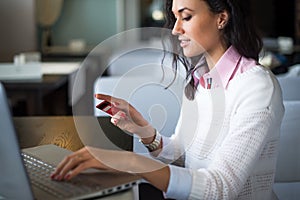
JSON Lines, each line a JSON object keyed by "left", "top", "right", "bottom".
{"left": 14, "top": 116, "right": 82, "bottom": 151}
{"left": 13, "top": 116, "right": 133, "bottom": 151}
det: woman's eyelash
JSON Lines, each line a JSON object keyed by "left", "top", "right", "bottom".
{"left": 183, "top": 15, "right": 192, "bottom": 21}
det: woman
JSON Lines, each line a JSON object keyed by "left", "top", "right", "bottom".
{"left": 51, "top": 0, "right": 284, "bottom": 199}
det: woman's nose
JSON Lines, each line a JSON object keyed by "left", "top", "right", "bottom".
{"left": 172, "top": 19, "right": 184, "bottom": 35}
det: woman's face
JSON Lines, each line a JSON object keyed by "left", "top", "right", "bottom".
{"left": 172, "top": 0, "right": 223, "bottom": 58}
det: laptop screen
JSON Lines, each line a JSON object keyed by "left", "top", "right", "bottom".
{"left": 0, "top": 82, "right": 34, "bottom": 199}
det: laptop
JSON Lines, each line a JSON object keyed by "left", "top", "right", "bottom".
{"left": 0, "top": 82, "right": 141, "bottom": 200}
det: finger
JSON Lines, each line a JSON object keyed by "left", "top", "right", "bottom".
{"left": 94, "top": 94, "right": 128, "bottom": 111}
{"left": 63, "top": 151, "right": 112, "bottom": 180}
{"left": 51, "top": 148, "right": 89, "bottom": 180}
{"left": 51, "top": 154, "right": 72, "bottom": 177}
{"left": 95, "top": 94, "right": 147, "bottom": 126}
{"left": 111, "top": 111, "right": 126, "bottom": 126}
{"left": 112, "top": 111, "right": 127, "bottom": 120}
{"left": 110, "top": 117, "right": 119, "bottom": 126}
{"left": 51, "top": 155, "right": 82, "bottom": 181}
{"left": 94, "top": 94, "right": 120, "bottom": 104}
{"left": 94, "top": 93, "right": 110, "bottom": 100}
{"left": 63, "top": 161, "right": 93, "bottom": 181}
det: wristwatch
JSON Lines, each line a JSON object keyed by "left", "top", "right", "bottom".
{"left": 140, "top": 130, "right": 162, "bottom": 152}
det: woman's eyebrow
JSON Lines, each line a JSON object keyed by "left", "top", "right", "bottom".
{"left": 178, "top": 7, "right": 194, "bottom": 13}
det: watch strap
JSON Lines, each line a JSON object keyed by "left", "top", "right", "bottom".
{"left": 140, "top": 130, "right": 162, "bottom": 152}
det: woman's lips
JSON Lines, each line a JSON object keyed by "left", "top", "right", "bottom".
{"left": 180, "top": 39, "right": 190, "bottom": 48}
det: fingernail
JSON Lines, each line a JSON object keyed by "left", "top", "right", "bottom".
{"left": 50, "top": 173, "right": 55, "bottom": 179}
{"left": 52, "top": 175, "right": 59, "bottom": 181}
{"left": 55, "top": 175, "right": 60, "bottom": 181}
{"left": 64, "top": 174, "right": 71, "bottom": 180}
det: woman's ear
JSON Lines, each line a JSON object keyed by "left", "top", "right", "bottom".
{"left": 217, "top": 10, "right": 229, "bottom": 29}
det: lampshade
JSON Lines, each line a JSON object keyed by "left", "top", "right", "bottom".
{"left": 36, "top": 0, "right": 63, "bottom": 27}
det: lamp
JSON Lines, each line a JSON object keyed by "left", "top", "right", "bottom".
{"left": 35, "top": 0, "right": 63, "bottom": 51}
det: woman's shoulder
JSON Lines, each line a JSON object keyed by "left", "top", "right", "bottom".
{"left": 229, "top": 65, "right": 275, "bottom": 90}
{"left": 227, "top": 65, "right": 283, "bottom": 111}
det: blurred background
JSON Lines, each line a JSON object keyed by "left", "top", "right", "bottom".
{"left": 0, "top": 0, "right": 298, "bottom": 62}
{"left": 0, "top": 0, "right": 300, "bottom": 117}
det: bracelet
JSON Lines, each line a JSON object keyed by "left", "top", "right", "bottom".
{"left": 140, "top": 130, "right": 162, "bottom": 152}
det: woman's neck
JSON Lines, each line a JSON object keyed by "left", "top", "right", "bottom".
{"left": 205, "top": 44, "right": 228, "bottom": 70}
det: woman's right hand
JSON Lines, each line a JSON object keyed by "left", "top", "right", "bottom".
{"left": 95, "top": 94, "right": 156, "bottom": 142}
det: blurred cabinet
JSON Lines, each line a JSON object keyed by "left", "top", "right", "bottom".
{"left": 3, "top": 75, "right": 70, "bottom": 116}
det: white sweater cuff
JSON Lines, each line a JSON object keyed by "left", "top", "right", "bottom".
{"left": 164, "top": 164, "right": 192, "bottom": 200}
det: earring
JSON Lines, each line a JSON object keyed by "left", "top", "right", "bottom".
{"left": 218, "top": 25, "right": 223, "bottom": 29}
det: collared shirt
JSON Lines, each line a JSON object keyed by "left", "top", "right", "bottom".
{"left": 194, "top": 46, "right": 257, "bottom": 90}
{"left": 164, "top": 46, "right": 258, "bottom": 199}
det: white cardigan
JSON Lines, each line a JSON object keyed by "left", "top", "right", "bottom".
{"left": 157, "top": 65, "right": 284, "bottom": 199}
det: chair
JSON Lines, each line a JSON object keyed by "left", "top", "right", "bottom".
{"left": 277, "top": 76, "right": 300, "bottom": 100}
{"left": 107, "top": 48, "right": 163, "bottom": 76}
{"left": 273, "top": 101, "right": 300, "bottom": 200}
{"left": 94, "top": 74, "right": 184, "bottom": 153}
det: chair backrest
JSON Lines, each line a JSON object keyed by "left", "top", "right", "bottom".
{"left": 107, "top": 49, "right": 163, "bottom": 76}
{"left": 94, "top": 74, "right": 184, "bottom": 153}
{"left": 94, "top": 75, "right": 183, "bottom": 133}
{"left": 275, "top": 100, "right": 300, "bottom": 182}
{"left": 277, "top": 76, "right": 300, "bottom": 100}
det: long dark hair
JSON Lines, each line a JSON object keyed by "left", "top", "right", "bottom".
{"left": 162, "top": 0, "right": 263, "bottom": 100}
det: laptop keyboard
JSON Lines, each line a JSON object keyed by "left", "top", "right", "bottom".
{"left": 21, "top": 152, "right": 103, "bottom": 199}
